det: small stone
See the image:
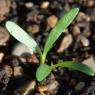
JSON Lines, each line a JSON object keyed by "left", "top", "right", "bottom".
{"left": 40, "top": 1, "right": 50, "bottom": 9}
{"left": 47, "top": 80, "right": 59, "bottom": 94}
{"left": 83, "top": 29, "right": 91, "bottom": 38}
{"left": 27, "top": 24, "right": 39, "bottom": 34}
{"left": 87, "top": 0, "right": 94, "bottom": 7}
{"left": 0, "top": 0, "right": 11, "bottom": 22}
{"left": 26, "top": 10, "right": 39, "bottom": 23}
{"left": 80, "top": 36, "right": 89, "bottom": 47}
{"left": 76, "top": 12, "right": 90, "bottom": 22}
{"left": 75, "top": 81, "right": 85, "bottom": 91}
{"left": 37, "top": 86, "right": 48, "bottom": 92}
{"left": 13, "top": 66, "right": 23, "bottom": 78}
{"left": 12, "top": 43, "right": 33, "bottom": 56}
{"left": 57, "top": 34, "right": 73, "bottom": 53}
{"left": 18, "top": 80, "right": 36, "bottom": 95}
{"left": 82, "top": 56, "right": 95, "bottom": 73}
{"left": 0, "top": 26, "right": 10, "bottom": 46}
{"left": 64, "top": 3, "right": 70, "bottom": 12}
{"left": 4, "top": 65, "right": 13, "bottom": 77}
{"left": 73, "top": 25, "right": 80, "bottom": 36}
{"left": 26, "top": 54, "right": 39, "bottom": 64}
{"left": 25, "top": 2, "right": 34, "bottom": 8}
{"left": 47, "top": 15, "right": 58, "bottom": 28}
{"left": 0, "top": 52, "right": 4, "bottom": 62}
{"left": 76, "top": 12, "right": 85, "bottom": 22}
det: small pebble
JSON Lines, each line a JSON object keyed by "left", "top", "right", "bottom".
{"left": 25, "top": 2, "right": 34, "bottom": 8}
{"left": 13, "top": 66, "right": 23, "bottom": 78}
{"left": 26, "top": 10, "right": 39, "bottom": 23}
{"left": 27, "top": 24, "right": 39, "bottom": 34}
{"left": 80, "top": 36, "right": 89, "bottom": 47}
{"left": 4, "top": 65, "right": 13, "bottom": 77}
{"left": 76, "top": 12, "right": 90, "bottom": 22}
{"left": 0, "top": 52, "right": 4, "bottom": 62}
{"left": 87, "top": 0, "right": 94, "bottom": 7}
{"left": 72, "top": 25, "right": 80, "bottom": 36}
{"left": 18, "top": 80, "right": 36, "bottom": 95}
{"left": 37, "top": 85, "right": 48, "bottom": 92}
{"left": 75, "top": 81, "right": 85, "bottom": 91}
{"left": 76, "top": 12, "right": 90, "bottom": 27}
{"left": 82, "top": 56, "right": 95, "bottom": 73}
{"left": 0, "top": 26, "right": 10, "bottom": 45}
{"left": 0, "top": 0, "right": 11, "bottom": 22}
{"left": 47, "top": 80, "right": 59, "bottom": 94}
{"left": 64, "top": 3, "right": 70, "bottom": 12}
{"left": 40, "top": 1, "right": 50, "bottom": 9}
{"left": 26, "top": 54, "right": 39, "bottom": 64}
{"left": 47, "top": 15, "right": 58, "bottom": 28}
{"left": 83, "top": 30, "right": 91, "bottom": 38}
{"left": 57, "top": 34, "right": 73, "bottom": 53}
{"left": 12, "top": 43, "right": 33, "bottom": 56}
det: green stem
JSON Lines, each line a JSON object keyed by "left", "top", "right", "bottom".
{"left": 40, "top": 53, "right": 46, "bottom": 64}
{"left": 51, "top": 61, "right": 73, "bottom": 69}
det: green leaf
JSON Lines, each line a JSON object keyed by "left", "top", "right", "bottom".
{"left": 51, "top": 61, "right": 94, "bottom": 76}
{"left": 42, "top": 8, "right": 79, "bottom": 64}
{"left": 36, "top": 64, "right": 52, "bottom": 81}
{"left": 5, "top": 21, "right": 42, "bottom": 56}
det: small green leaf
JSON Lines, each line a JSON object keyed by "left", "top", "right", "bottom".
{"left": 36, "top": 64, "right": 52, "bottom": 81}
{"left": 42, "top": 8, "right": 79, "bottom": 63}
{"left": 5, "top": 21, "right": 42, "bottom": 56}
{"left": 52, "top": 61, "right": 94, "bottom": 76}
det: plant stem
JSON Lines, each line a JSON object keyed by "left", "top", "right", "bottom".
{"left": 40, "top": 54, "right": 46, "bottom": 64}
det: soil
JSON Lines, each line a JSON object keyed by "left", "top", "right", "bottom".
{"left": 0, "top": 0, "right": 95, "bottom": 95}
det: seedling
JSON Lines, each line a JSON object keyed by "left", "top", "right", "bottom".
{"left": 5, "top": 8, "right": 94, "bottom": 81}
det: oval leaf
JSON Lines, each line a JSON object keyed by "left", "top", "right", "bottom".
{"left": 5, "top": 21, "right": 42, "bottom": 55}
{"left": 43, "top": 8, "right": 79, "bottom": 63}
{"left": 52, "top": 61, "right": 94, "bottom": 76}
{"left": 36, "top": 64, "right": 52, "bottom": 81}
